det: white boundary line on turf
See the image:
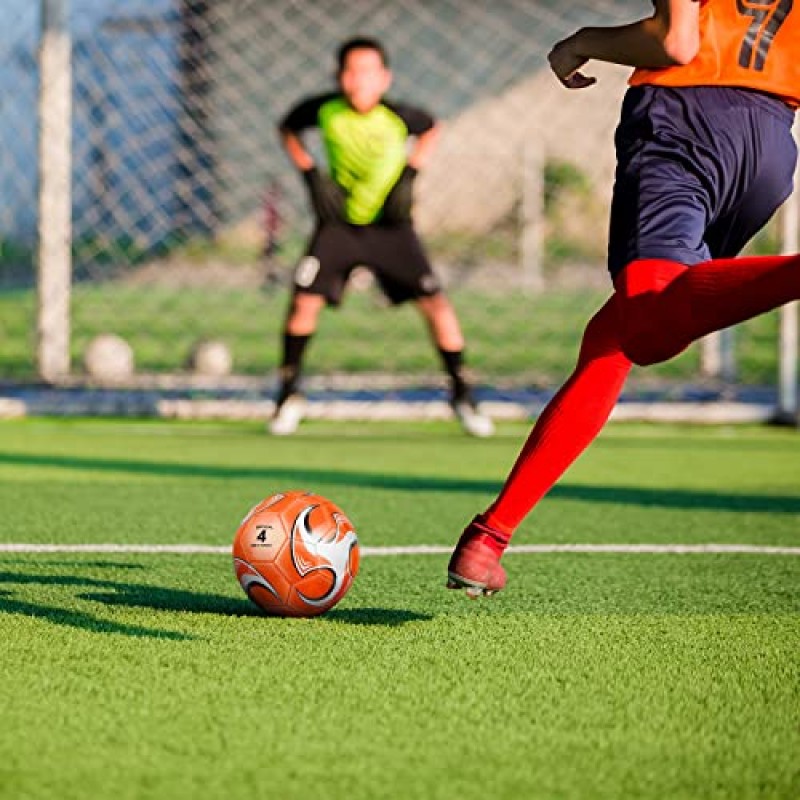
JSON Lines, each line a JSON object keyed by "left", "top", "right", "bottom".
{"left": 0, "top": 543, "right": 799, "bottom": 556}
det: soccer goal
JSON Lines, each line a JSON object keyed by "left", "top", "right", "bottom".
{"left": 1, "top": 0, "right": 798, "bottom": 423}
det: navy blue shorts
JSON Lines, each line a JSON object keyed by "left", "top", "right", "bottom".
{"left": 608, "top": 85, "right": 797, "bottom": 278}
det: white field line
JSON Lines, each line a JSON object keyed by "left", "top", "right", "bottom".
{"left": 0, "top": 543, "right": 799, "bottom": 556}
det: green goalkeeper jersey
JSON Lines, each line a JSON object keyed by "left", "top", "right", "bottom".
{"left": 280, "top": 93, "right": 435, "bottom": 225}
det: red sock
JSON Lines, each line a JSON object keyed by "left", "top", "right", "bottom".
{"left": 477, "top": 252, "right": 800, "bottom": 550}
{"left": 482, "top": 298, "right": 631, "bottom": 546}
{"left": 617, "top": 255, "right": 800, "bottom": 365}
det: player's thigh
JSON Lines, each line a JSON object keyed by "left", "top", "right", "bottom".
{"left": 366, "top": 225, "right": 442, "bottom": 305}
{"left": 294, "top": 225, "right": 360, "bottom": 306}
{"left": 706, "top": 109, "right": 797, "bottom": 258}
{"left": 608, "top": 90, "right": 714, "bottom": 277}
{"left": 611, "top": 86, "right": 798, "bottom": 273}
{"left": 608, "top": 149, "right": 712, "bottom": 277}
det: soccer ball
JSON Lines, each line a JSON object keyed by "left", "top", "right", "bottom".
{"left": 83, "top": 333, "right": 134, "bottom": 383}
{"left": 232, "top": 490, "right": 359, "bottom": 617}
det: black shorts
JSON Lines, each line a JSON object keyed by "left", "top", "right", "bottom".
{"left": 608, "top": 85, "right": 797, "bottom": 278}
{"left": 292, "top": 222, "right": 441, "bottom": 306}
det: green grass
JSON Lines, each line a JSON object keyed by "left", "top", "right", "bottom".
{"left": 0, "top": 418, "right": 798, "bottom": 800}
{"left": 0, "top": 284, "right": 782, "bottom": 384}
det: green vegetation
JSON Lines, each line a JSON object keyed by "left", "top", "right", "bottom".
{"left": 0, "top": 238, "right": 34, "bottom": 266}
{"left": 0, "top": 418, "right": 798, "bottom": 800}
{"left": 544, "top": 159, "right": 592, "bottom": 211}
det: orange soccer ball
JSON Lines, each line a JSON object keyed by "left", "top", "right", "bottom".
{"left": 232, "top": 491, "right": 360, "bottom": 617}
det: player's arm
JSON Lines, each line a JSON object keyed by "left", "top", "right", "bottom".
{"left": 407, "top": 122, "right": 441, "bottom": 171}
{"left": 278, "top": 94, "right": 346, "bottom": 223}
{"left": 380, "top": 105, "right": 438, "bottom": 224}
{"left": 280, "top": 129, "right": 315, "bottom": 172}
{"left": 548, "top": 0, "right": 701, "bottom": 89}
{"left": 389, "top": 103, "right": 439, "bottom": 172}
{"left": 277, "top": 95, "right": 329, "bottom": 171}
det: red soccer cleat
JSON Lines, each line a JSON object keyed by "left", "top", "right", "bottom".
{"left": 446, "top": 516, "right": 507, "bottom": 597}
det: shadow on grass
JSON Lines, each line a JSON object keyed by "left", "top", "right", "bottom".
{"left": 324, "top": 607, "right": 432, "bottom": 626}
{"left": 0, "top": 569, "right": 430, "bottom": 632}
{"left": 0, "top": 584, "right": 191, "bottom": 640}
{"left": 0, "top": 569, "right": 248, "bottom": 638}
{"left": 1, "top": 451, "right": 798, "bottom": 513}
{"left": 87, "top": 583, "right": 431, "bottom": 626}
{"left": 83, "top": 585, "right": 256, "bottom": 617}
{"left": 91, "top": 587, "right": 431, "bottom": 626}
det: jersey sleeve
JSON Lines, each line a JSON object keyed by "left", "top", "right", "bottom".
{"left": 383, "top": 101, "right": 436, "bottom": 136}
{"left": 278, "top": 93, "right": 338, "bottom": 133}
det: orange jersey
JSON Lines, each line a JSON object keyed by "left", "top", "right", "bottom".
{"left": 630, "top": 0, "right": 800, "bottom": 106}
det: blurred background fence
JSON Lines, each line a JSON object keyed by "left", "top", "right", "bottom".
{"left": 1, "top": 0, "right": 798, "bottom": 413}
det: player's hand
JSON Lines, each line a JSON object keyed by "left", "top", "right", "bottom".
{"left": 302, "top": 167, "right": 347, "bottom": 224}
{"left": 381, "top": 165, "right": 417, "bottom": 225}
{"left": 548, "top": 35, "right": 597, "bottom": 90}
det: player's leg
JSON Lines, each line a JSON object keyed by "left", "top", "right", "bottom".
{"left": 415, "top": 292, "right": 495, "bottom": 438}
{"left": 271, "top": 292, "right": 325, "bottom": 436}
{"left": 270, "top": 226, "right": 357, "bottom": 435}
{"left": 446, "top": 85, "right": 710, "bottom": 594}
{"left": 617, "top": 253, "right": 800, "bottom": 366}
{"left": 613, "top": 89, "right": 799, "bottom": 366}
{"left": 448, "top": 87, "right": 798, "bottom": 594}
{"left": 447, "top": 298, "right": 631, "bottom": 594}
{"left": 366, "top": 224, "right": 494, "bottom": 437}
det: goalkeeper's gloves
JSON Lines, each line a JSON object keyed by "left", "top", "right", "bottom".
{"left": 381, "top": 164, "right": 418, "bottom": 225}
{"left": 302, "top": 166, "right": 347, "bottom": 224}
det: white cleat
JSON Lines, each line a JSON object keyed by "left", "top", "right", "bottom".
{"left": 451, "top": 399, "right": 495, "bottom": 438}
{"left": 268, "top": 394, "right": 306, "bottom": 436}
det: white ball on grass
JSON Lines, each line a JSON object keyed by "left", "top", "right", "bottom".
{"left": 188, "top": 339, "right": 233, "bottom": 377}
{"left": 83, "top": 334, "right": 135, "bottom": 383}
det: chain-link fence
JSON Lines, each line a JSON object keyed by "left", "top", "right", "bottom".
{"left": 1, "top": 0, "right": 798, "bottom": 408}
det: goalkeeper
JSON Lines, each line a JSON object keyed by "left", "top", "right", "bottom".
{"left": 270, "top": 36, "right": 493, "bottom": 437}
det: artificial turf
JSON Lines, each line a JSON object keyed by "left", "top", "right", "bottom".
{"left": 0, "top": 418, "right": 798, "bottom": 799}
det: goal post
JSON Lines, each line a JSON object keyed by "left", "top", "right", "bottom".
{"left": 776, "top": 122, "right": 800, "bottom": 423}
{"left": 37, "top": 0, "right": 72, "bottom": 382}
{"left": 22, "top": 0, "right": 800, "bottom": 419}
